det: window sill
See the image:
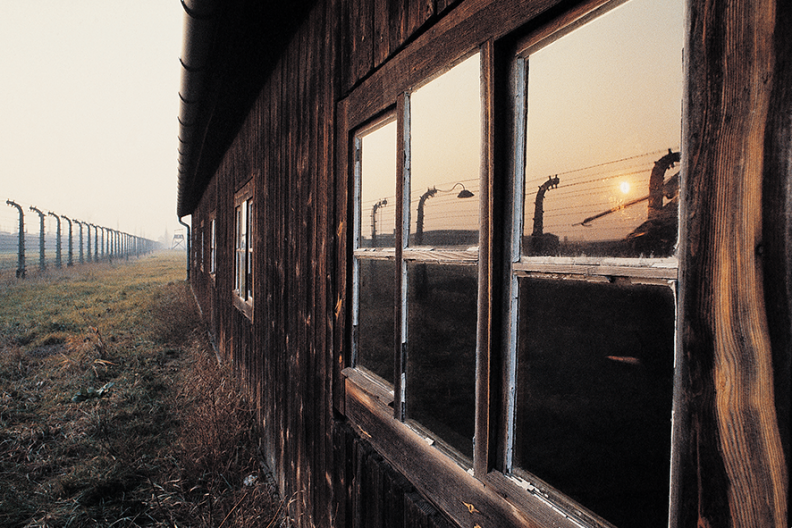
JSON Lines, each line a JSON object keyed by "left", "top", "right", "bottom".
{"left": 343, "top": 374, "right": 590, "bottom": 528}
{"left": 232, "top": 293, "right": 253, "bottom": 321}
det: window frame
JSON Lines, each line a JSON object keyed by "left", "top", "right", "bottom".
{"left": 209, "top": 214, "right": 217, "bottom": 278}
{"left": 336, "top": 0, "right": 686, "bottom": 526}
{"left": 504, "top": 5, "right": 683, "bottom": 519}
{"left": 233, "top": 180, "right": 254, "bottom": 319}
{"left": 199, "top": 220, "right": 205, "bottom": 273}
{"left": 351, "top": 55, "right": 484, "bottom": 462}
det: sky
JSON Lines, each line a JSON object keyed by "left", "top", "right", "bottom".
{"left": 0, "top": 1, "right": 185, "bottom": 244}
{"left": 358, "top": 0, "right": 682, "bottom": 248}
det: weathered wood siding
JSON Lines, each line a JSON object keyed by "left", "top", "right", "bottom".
{"left": 189, "top": 1, "right": 463, "bottom": 526}
{"left": 185, "top": 0, "right": 791, "bottom": 526}
{"left": 190, "top": 1, "right": 339, "bottom": 524}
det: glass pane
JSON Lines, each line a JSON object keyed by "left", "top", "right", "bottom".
{"left": 406, "top": 263, "right": 477, "bottom": 459}
{"left": 514, "top": 278, "right": 674, "bottom": 527}
{"left": 356, "top": 259, "right": 396, "bottom": 384}
{"left": 523, "top": 0, "right": 683, "bottom": 257}
{"left": 410, "top": 54, "right": 480, "bottom": 248}
{"left": 358, "top": 120, "right": 397, "bottom": 248}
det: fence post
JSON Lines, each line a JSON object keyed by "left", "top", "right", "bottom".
{"left": 86, "top": 224, "right": 92, "bottom": 262}
{"left": 6, "top": 200, "right": 25, "bottom": 278}
{"left": 47, "top": 212, "right": 62, "bottom": 268}
{"left": 75, "top": 221, "right": 85, "bottom": 264}
{"left": 61, "top": 216, "right": 73, "bottom": 266}
{"left": 29, "top": 206, "right": 46, "bottom": 272}
{"left": 90, "top": 224, "right": 99, "bottom": 262}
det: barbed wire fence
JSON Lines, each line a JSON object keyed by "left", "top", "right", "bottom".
{"left": 1, "top": 199, "right": 158, "bottom": 279}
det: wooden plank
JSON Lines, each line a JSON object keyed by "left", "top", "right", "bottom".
{"left": 513, "top": 261, "right": 678, "bottom": 280}
{"left": 334, "top": 97, "right": 351, "bottom": 417}
{"left": 344, "top": 0, "right": 565, "bottom": 130}
{"left": 349, "top": 0, "right": 374, "bottom": 87}
{"left": 345, "top": 378, "right": 584, "bottom": 528}
{"left": 401, "top": 248, "right": 479, "bottom": 262}
{"left": 373, "top": 0, "right": 391, "bottom": 66}
{"left": 393, "top": 92, "right": 408, "bottom": 422}
{"left": 407, "top": 0, "right": 435, "bottom": 37}
{"left": 677, "top": 1, "right": 788, "bottom": 526}
{"left": 474, "top": 39, "right": 494, "bottom": 478}
{"left": 382, "top": 464, "right": 409, "bottom": 528}
{"left": 760, "top": 0, "right": 792, "bottom": 514}
{"left": 388, "top": 0, "right": 409, "bottom": 51}
{"left": 436, "top": 0, "right": 459, "bottom": 15}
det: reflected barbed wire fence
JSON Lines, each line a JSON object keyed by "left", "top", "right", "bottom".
{"left": 1, "top": 199, "right": 157, "bottom": 279}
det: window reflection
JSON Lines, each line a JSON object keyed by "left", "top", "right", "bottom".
{"left": 410, "top": 54, "right": 481, "bottom": 248}
{"left": 358, "top": 119, "right": 397, "bottom": 248}
{"left": 523, "top": 0, "right": 683, "bottom": 257}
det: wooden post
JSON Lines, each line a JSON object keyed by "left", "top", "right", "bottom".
{"left": 679, "top": 0, "right": 789, "bottom": 526}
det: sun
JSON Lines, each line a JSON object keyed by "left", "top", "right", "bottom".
{"left": 619, "top": 181, "right": 631, "bottom": 194}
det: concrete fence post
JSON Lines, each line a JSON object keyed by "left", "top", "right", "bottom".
{"left": 6, "top": 200, "right": 25, "bottom": 278}
{"left": 29, "top": 206, "right": 46, "bottom": 272}
{"left": 47, "top": 212, "right": 62, "bottom": 268}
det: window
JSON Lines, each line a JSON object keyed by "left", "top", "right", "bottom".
{"left": 352, "top": 54, "right": 481, "bottom": 460}
{"left": 209, "top": 217, "right": 216, "bottom": 276}
{"left": 234, "top": 182, "right": 253, "bottom": 317}
{"left": 507, "top": 0, "right": 682, "bottom": 525}
{"left": 200, "top": 221, "right": 205, "bottom": 272}
{"left": 353, "top": 116, "right": 397, "bottom": 384}
{"left": 344, "top": 0, "right": 684, "bottom": 526}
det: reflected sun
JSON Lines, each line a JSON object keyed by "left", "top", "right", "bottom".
{"left": 619, "top": 181, "right": 631, "bottom": 194}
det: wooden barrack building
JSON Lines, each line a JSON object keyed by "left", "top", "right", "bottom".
{"left": 177, "top": 0, "right": 790, "bottom": 526}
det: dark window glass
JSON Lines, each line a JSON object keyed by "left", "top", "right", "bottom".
{"left": 406, "top": 262, "right": 477, "bottom": 459}
{"left": 357, "top": 259, "right": 396, "bottom": 384}
{"left": 514, "top": 278, "right": 674, "bottom": 527}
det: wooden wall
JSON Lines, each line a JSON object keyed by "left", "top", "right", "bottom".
{"left": 186, "top": 0, "right": 791, "bottom": 526}
{"left": 189, "top": 1, "right": 467, "bottom": 526}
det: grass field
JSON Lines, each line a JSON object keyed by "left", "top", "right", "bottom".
{"left": 0, "top": 252, "right": 286, "bottom": 527}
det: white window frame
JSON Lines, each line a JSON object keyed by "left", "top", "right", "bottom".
{"left": 234, "top": 181, "right": 254, "bottom": 319}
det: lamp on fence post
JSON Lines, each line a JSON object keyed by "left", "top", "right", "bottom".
{"left": 61, "top": 216, "right": 73, "bottom": 266}
{"left": 414, "top": 183, "right": 475, "bottom": 246}
{"left": 6, "top": 200, "right": 25, "bottom": 278}
{"left": 29, "top": 206, "right": 46, "bottom": 272}
{"left": 47, "top": 212, "right": 62, "bottom": 269}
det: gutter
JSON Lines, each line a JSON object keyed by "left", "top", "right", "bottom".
{"left": 177, "top": 0, "right": 218, "bottom": 218}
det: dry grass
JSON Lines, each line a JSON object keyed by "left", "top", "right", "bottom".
{"left": 0, "top": 252, "right": 287, "bottom": 527}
